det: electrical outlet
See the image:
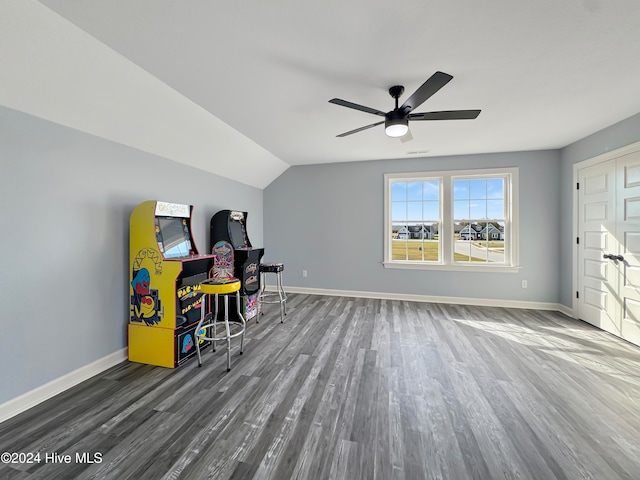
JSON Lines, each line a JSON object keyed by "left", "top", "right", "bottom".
{"left": 302, "top": 270, "right": 308, "bottom": 277}
{"left": 521, "top": 280, "right": 528, "bottom": 289}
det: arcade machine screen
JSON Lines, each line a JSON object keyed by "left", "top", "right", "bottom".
{"left": 229, "top": 214, "right": 249, "bottom": 249}
{"left": 157, "top": 217, "right": 192, "bottom": 258}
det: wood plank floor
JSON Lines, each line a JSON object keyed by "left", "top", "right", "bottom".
{"left": 2, "top": 294, "right": 640, "bottom": 479}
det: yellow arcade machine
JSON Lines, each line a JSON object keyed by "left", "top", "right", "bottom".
{"left": 128, "top": 200, "right": 214, "bottom": 367}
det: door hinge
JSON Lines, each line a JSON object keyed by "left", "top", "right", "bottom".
{"left": 577, "top": 182, "right": 580, "bottom": 190}
{"left": 576, "top": 291, "right": 579, "bottom": 299}
{"left": 577, "top": 237, "right": 579, "bottom": 244}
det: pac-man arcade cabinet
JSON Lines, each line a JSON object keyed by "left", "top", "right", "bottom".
{"left": 210, "top": 210, "right": 264, "bottom": 320}
{"left": 129, "top": 200, "right": 214, "bottom": 368}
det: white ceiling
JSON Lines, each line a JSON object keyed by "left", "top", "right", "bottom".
{"left": 4, "top": 1, "right": 640, "bottom": 187}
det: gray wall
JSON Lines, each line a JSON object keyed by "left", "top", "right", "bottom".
{"left": 0, "top": 106, "right": 263, "bottom": 404}
{"left": 264, "top": 150, "right": 561, "bottom": 304}
{"left": 559, "top": 112, "right": 640, "bottom": 308}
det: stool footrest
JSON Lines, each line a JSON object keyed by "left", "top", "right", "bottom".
{"left": 260, "top": 292, "right": 288, "bottom": 305}
{"left": 197, "top": 321, "right": 245, "bottom": 341}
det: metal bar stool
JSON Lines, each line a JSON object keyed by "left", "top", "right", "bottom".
{"left": 258, "top": 262, "right": 287, "bottom": 323}
{"left": 195, "top": 277, "right": 246, "bottom": 371}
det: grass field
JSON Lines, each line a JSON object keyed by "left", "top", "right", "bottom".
{"left": 392, "top": 240, "right": 440, "bottom": 261}
{"left": 392, "top": 239, "right": 502, "bottom": 262}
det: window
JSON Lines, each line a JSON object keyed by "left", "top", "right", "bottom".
{"left": 384, "top": 168, "right": 519, "bottom": 272}
{"left": 453, "top": 177, "right": 506, "bottom": 264}
{"left": 391, "top": 179, "right": 441, "bottom": 262}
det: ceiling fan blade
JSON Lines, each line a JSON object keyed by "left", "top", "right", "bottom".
{"left": 400, "top": 71, "right": 453, "bottom": 112}
{"left": 399, "top": 128, "right": 413, "bottom": 143}
{"left": 409, "top": 110, "right": 481, "bottom": 121}
{"left": 329, "top": 98, "right": 386, "bottom": 116}
{"left": 336, "top": 120, "right": 385, "bottom": 137}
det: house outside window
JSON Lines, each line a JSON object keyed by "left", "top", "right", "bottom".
{"left": 384, "top": 167, "right": 519, "bottom": 272}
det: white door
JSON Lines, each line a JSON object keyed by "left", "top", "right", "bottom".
{"left": 616, "top": 151, "right": 640, "bottom": 345}
{"left": 578, "top": 160, "right": 619, "bottom": 333}
{"left": 578, "top": 150, "right": 640, "bottom": 346}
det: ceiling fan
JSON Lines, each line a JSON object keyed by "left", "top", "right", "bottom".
{"left": 329, "top": 71, "right": 481, "bottom": 140}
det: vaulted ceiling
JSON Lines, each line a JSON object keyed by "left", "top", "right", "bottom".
{"left": 3, "top": 1, "right": 640, "bottom": 188}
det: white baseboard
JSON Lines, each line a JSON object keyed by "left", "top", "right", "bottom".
{"left": 0, "top": 348, "right": 127, "bottom": 424}
{"left": 279, "top": 285, "right": 570, "bottom": 313}
{"left": 556, "top": 304, "right": 576, "bottom": 318}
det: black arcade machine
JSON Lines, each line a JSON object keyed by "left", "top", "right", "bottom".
{"left": 210, "top": 210, "right": 264, "bottom": 320}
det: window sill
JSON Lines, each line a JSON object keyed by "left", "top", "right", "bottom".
{"left": 382, "top": 261, "right": 521, "bottom": 273}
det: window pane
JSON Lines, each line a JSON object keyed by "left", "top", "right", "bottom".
{"left": 453, "top": 221, "right": 507, "bottom": 264}
{"left": 475, "top": 239, "right": 489, "bottom": 262}
{"left": 423, "top": 201, "right": 439, "bottom": 220}
{"left": 391, "top": 182, "right": 407, "bottom": 201}
{"left": 456, "top": 233, "right": 489, "bottom": 263}
{"left": 391, "top": 222, "right": 408, "bottom": 260}
{"left": 395, "top": 223, "right": 409, "bottom": 239}
{"left": 423, "top": 181, "right": 439, "bottom": 200}
{"left": 392, "top": 202, "right": 407, "bottom": 221}
{"left": 487, "top": 200, "right": 504, "bottom": 219}
{"left": 487, "top": 178, "right": 504, "bottom": 199}
{"left": 453, "top": 180, "right": 469, "bottom": 200}
{"left": 469, "top": 179, "right": 486, "bottom": 199}
{"left": 407, "top": 182, "right": 422, "bottom": 201}
{"left": 392, "top": 240, "right": 408, "bottom": 260}
{"left": 392, "top": 222, "right": 440, "bottom": 262}
{"left": 490, "top": 221, "right": 506, "bottom": 263}
{"left": 470, "top": 201, "right": 487, "bottom": 219}
{"left": 455, "top": 238, "right": 471, "bottom": 262}
{"left": 454, "top": 200, "right": 470, "bottom": 220}
{"left": 423, "top": 222, "right": 439, "bottom": 262}
{"left": 407, "top": 202, "right": 423, "bottom": 220}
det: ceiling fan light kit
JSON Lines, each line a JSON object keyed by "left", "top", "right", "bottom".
{"left": 385, "top": 117, "right": 409, "bottom": 138}
{"left": 329, "top": 71, "right": 481, "bottom": 139}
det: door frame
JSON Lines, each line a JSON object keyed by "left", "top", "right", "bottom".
{"left": 572, "top": 140, "right": 640, "bottom": 319}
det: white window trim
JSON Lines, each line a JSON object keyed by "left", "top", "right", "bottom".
{"left": 383, "top": 167, "right": 520, "bottom": 272}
